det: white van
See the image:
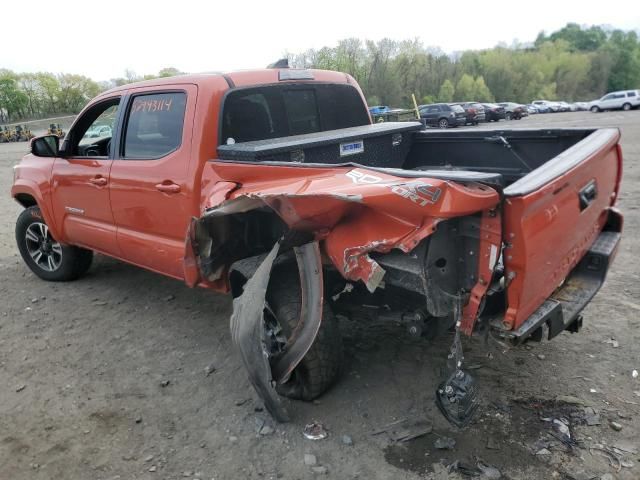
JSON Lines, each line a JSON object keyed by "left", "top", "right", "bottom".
{"left": 589, "top": 90, "right": 640, "bottom": 112}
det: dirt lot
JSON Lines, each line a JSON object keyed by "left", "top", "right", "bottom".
{"left": 1, "top": 111, "right": 639, "bottom": 480}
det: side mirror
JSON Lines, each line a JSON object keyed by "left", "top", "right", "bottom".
{"left": 31, "top": 135, "right": 60, "bottom": 157}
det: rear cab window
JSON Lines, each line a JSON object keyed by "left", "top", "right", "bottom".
{"left": 122, "top": 92, "right": 187, "bottom": 158}
{"left": 221, "top": 83, "right": 369, "bottom": 144}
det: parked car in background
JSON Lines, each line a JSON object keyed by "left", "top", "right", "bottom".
{"left": 573, "top": 102, "right": 589, "bottom": 111}
{"left": 83, "top": 125, "right": 112, "bottom": 139}
{"left": 457, "top": 102, "right": 486, "bottom": 124}
{"left": 482, "top": 103, "right": 506, "bottom": 122}
{"left": 589, "top": 90, "right": 640, "bottom": 112}
{"left": 532, "top": 100, "right": 559, "bottom": 112}
{"left": 369, "top": 105, "right": 390, "bottom": 115}
{"left": 526, "top": 104, "right": 540, "bottom": 114}
{"left": 497, "top": 102, "right": 527, "bottom": 120}
{"left": 419, "top": 103, "right": 466, "bottom": 128}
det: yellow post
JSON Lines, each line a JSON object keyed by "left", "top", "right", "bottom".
{"left": 411, "top": 94, "right": 420, "bottom": 120}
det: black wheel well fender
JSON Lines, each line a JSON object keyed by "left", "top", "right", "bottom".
{"left": 14, "top": 193, "right": 37, "bottom": 208}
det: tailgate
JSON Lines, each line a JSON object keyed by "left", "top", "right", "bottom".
{"left": 501, "top": 128, "right": 622, "bottom": 330}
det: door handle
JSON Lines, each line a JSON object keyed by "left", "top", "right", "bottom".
{"left": 155, "top": 182, "right": 181, "bottom": 194}
{"left": 89, "top": 176, "right": 108, "bottom": 186}
{"left": 579, "top": 180, "right": 597, "bottom": 211}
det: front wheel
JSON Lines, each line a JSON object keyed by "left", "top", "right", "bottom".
{"left": 438, "top": 118, "right": 449, "bottom": 129}
{"left": 16, "top": 206, "right": 93, "bottom": 281}
{"left": 590, "top": 106, "right": 600, "bottom": 113}
{"left": 266, "top": 271, "right": 343, "bottom": 401}
{"left": 622, "top": 103, "right": 631, "bottom": 111}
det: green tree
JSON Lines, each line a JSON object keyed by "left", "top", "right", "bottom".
{"left": 437, "top": 79, "right": 455, "bottom": 102}
{"left": 454, "top": 74, "right": 475, "bottom": 101}
{"left": 472, "top": 76, "right": 494, "bottom": 102}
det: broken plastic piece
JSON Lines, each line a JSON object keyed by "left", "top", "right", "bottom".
{"left": 435, "top": 296, "right": 480, "bottom": 428}
{"left": 229, "top": 241, "right": 289, "bottom": 422}
{"left": 436, "top": 369, "right": 480, "bottom": 428}
{"left": 303, "top": 421, "right": 328, "bottom": 440}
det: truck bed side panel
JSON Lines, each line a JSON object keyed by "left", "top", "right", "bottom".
{"left": 502, "top": 129, "right": 622, "bottom": 330}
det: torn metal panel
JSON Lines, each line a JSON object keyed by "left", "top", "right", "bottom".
{"left": 200, "top": 164, "right": 500, "bottom": 322}
{"left": 229, "top": 241, "right": 288, "bottom": 422}
{"left": 460, "top": 209, "right": 502, "bottom": 335}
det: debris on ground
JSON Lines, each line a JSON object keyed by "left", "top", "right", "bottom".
{"left": 486, "top": 436, "right": 501, "bottom": 450}
{"left": 434, "top": 436, "right": 456, "bottom": 450}
{"left": 15, "top": 384, "right": 26, "bottom": 392}
{"left": 143, "top": 455, "right": 154, "bottom": 462}
{"left": 204, "top": 363, "right": 216, "bottom": 376}
{"left": 609, "top": 420, "right": 623, "bottom": 431}
{"left": 259, "top": 425, "right": 274, "bottom": 436}
{"left": 303, "top": 421, "right": 328, "bottom": 440}
{"left": 390, "top": 420, "right": 432, "bottom": 443}
{"left": 234, "top": 398, "right": 249, "bottom": 406}
{"left": 476, "top": 459, "right": 502, "bottom": 479}
{"left": 632, "top": 369, "right": 638, "bottom": 379}
{"left": 148, "top": 465, "right": 157, "bottom": 472}
{"left": 447, "top": 458, "right": 500, "bottom": 478}
{"left": 555, "top": 395, "right": 589, "bottom": 406}
{"left": 341, "top": 435, "right": 354, "bottom": 446}
{"left": 371, "top": 417, "right": 432, "bottom": 442}
{"left": 589, "top": 443, "right": 635, "bottom": 472}
{"left": 164, "top": 294, "right": 175, "bottom": 301}
{"left": 447, "top": 460, "right": 481, "bottom": 476}
{"left": 603, "top": 338, "right": 619, "bottom": 348}
{"left": 583, "top": 407, "right": 601, "bottom": 426}
{"left": 536, "top": 448, "right": 551, "bottom": 456}
{"left": 160, "top": 380, "right": 170, "bottom": 387}
{"left": 537, "top": 354, "right": 546, "bottom": 360}
{"left": 311, "top": 466, "right": 328, "bottom": 475}
{"left": 304, "top": 453, "right": 317, "bottom": 466}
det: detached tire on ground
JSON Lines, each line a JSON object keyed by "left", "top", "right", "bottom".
{"left": 267, "top": 271, "right": 343, "bottom": 401}
{"left": 16, "top": 206, "right": 93, "bottom": 282}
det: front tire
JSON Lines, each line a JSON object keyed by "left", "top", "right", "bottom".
{"left": 266, "top": 271, "right": 343, "bottom": 401}
{"left": 16, "top": 206, "right": 93, "bottom": 281}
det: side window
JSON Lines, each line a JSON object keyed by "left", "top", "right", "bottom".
{"left": 614, "top": 93, "right": 626, "bottom": 99}
{"left": 70, "top": 98, "right": 120, "bottom": 157}
{"left": 122, "top": 92, "right": 187, "bottom": 159}
{"left": 602, "top": 94, "right": 614, "bottom": 101}
{"left": 627, "top": 91, "right": 637, "bottom": 97}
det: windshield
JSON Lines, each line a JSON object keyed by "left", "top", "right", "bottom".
{"left": 221, "top": 83, "right": 370, "bottom": 144}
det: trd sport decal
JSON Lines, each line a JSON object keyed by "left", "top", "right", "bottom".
{"left": 346, "top": 169, "right": 441, "bottom": 206}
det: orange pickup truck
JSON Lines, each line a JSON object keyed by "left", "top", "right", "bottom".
{"left": 12, "top": 66, "right": 623, "bottom": 424}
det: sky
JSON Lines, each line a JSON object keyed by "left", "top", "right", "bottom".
{"left": 5, "top": 0, "right": 639, "bottom": 81}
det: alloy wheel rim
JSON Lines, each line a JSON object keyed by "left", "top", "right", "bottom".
{"left": 25, "top": 222, "right": 62, "bottom": 272}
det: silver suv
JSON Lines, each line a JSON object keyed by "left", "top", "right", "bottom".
{"left": 589, "top": 90, "right": 640, "bottom": 112}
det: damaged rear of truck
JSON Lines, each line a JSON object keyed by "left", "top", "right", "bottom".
{"left": 184, "top": 71, "right": 623, "bottom": 424}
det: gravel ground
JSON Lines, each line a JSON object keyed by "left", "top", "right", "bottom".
{"left": 1, "top": 111, "right": 639, "bottom": 480}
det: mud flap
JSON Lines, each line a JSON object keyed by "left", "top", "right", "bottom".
{"left": 229, "top": 241, "right": 289, "bottom": 422}
{"left": 435, "top": 298, "right": 480, "bottom": 428}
